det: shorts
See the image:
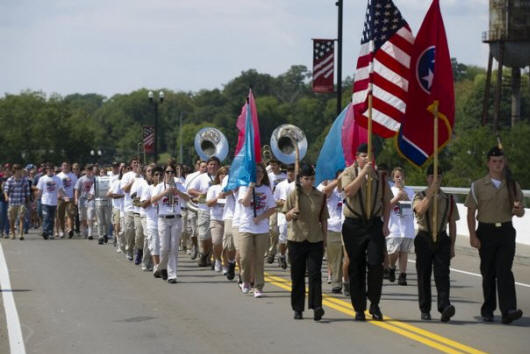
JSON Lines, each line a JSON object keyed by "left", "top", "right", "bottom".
{"left": 197, "top": 209, "right": 211, "bottom": 241}
{"left": 79, "top": 203, "right": 95, "bottom": 222}
{"left": 57, "top": 199, "right": 76, "bottom": 220}
{"left": 386, "top": 237, "right": 414, "bottom": 254}
{"left": 112, "top": 208, "right": 120, "bottom": 226}
{"left": 210, "top": 219, "right": 224, "bottom": 245}
{"left": 222, "top": 219, "right": 235, "bottom": 251}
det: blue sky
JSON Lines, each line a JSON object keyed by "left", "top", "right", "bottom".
{"left": 0, "top": 0, "right": 489, "bottom": 97}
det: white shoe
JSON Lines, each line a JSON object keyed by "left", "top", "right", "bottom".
{"left": 59, "top": 231, "right": 64, "bottom": 238}
{"left": 240, "top": 283, "right": 250, "bottom": 294}
{"left": 141, "top": 264, "right": 147, "bottom": 271}
{"left": 214, "top": 260, "right": 222, "bottom": 272}
{"left": 116, "top": 248, "right": 122, "bottom": 253}
{"left": 254, "top": 289, "right": 263, "bottom": 298}
{"left": 222, "top": 266, "right": 228, "bottom": 275}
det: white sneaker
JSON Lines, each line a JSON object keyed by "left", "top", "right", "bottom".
{"left": 214, "top": 260, "right": 222, "bottom": 272}
{"left": 59, "top": 231, "right": 64, "bottom": 239}
{"left": 141, "top": 264, "right": 147, "bottom": 271}
{"left": 240, "top": 283, "right": 250, "bottom": 294}
{"left": 116, "top": 248, "right": 122, "bottom": 253}
{"left": 254, "top": 289, "right": 264, "bottom": 298}
{"left": 222, "top": 266, "right": 228, "bottom": 275}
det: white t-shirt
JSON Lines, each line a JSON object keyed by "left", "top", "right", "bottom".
{"left": 141, "top": 184, "right": 158, "bottom": 228}
{"left": 153, "top": 181, "right": 186, "bottom": 216}
{"left": 238, "top": 185, "right": 276, "bottom": 234}
{"left": 75, "top": 175, "right": 95, "bottom": 208}
{"left": 57, "top": 172, "right": 77, "bottom": 199}
{"left": 130, "top": 177, "right": 147, "bottom": 215}
{"left": 37, "top": 175, "right": 63, "bottom": 206}
{"left": 183, "top": 171, "right": 201, "bottom": 208}
{"left": 268, "top": 171, "right": 287, "bottom": 192}
{"left": 188, "top": 172, "right": 215, "bottom": 211}
{"left": 120, "top": 171, "right": 137, "bottom": 213}
{"left": 110, "top": 179, "right": 124, "bottom": 210}
{"left": 317, "top": 183, "right": 344, "bottom": 233}
{"left": 206, "top": 184, "right": 225, "bottom": 221}
{"left": 221, "top": 176, "right": 235, "bottom": 221}
{"left": 232, "top": 189, "right": 241, "bottom": 227}
{"left": 274, "top": 179, "right": 294, "bottom": 226}
{"left": 388, "top": 186, "right": 415, "bottom": 238}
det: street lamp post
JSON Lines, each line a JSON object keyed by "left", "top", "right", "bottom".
{"left": 148, "top": 90, "right": 164, "bottom": 163}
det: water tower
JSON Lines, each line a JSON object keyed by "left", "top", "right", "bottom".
{"left": 482, "top": 0, "right": 530, "bottom": 130}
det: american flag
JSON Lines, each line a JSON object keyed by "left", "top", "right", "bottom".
{"left": 352, "top": 0, "right": 414, "bottom": 138}
{"left": 143, "top": 126, "right": 155, "bottom": 153}
{"left": 312, "top": 39, "right": 335, "bottom": 93}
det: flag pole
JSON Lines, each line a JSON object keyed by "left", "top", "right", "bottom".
{"left": 366, "top": 92, "right": 373, "bottom": 219}
{"left": 432, "top": 100, "right": 439, "bottom": 242}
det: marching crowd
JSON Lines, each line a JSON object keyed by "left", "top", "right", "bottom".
{"left": 0, "top": 143, "right": 525, "bottom": 324}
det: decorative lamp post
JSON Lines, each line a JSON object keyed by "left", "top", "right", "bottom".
{"left": 148, "top": 90, "right": 164, "bottom": 163}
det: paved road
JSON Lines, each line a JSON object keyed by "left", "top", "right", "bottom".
{"left": 1, "top": 230, "right": 529, "bottom": 354}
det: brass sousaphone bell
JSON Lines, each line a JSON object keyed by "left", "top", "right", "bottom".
{"left": 194, "top": 127, "right": 229, "bottom": 162}
{"left": 270, "top": 124, "right": 307, "bottom": 164}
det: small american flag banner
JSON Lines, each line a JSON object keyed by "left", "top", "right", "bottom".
{"left": 143, "top": 126, "right": 155, "bottom": 154}
{"left": 312, "top": 39, "right": 335, "bottom": 93}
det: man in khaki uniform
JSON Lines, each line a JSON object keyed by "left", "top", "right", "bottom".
{"left": 465, "top": 146, "right": 525, "bottom": 324}
{"left": 340, "top": 144, "right": 391, "bottom": 321}
{"left": 413, "top": 165, "right": 458, "bottom": 322}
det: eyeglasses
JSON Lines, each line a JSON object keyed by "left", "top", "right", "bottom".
{"left": 165, "top": 170, "right": 175, "bottom": 174}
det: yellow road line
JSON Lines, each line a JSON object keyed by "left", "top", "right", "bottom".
{"left": 264, "top": 272, "right": 486, "bottom": 354}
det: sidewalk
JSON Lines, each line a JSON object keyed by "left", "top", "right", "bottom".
{"left": 455, "top": 234, "right": 530, "bottom": 266}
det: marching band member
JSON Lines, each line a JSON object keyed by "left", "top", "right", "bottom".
{"left": 206, "top": 167, "right": 228, "bottom": 272}
{"left": 266, "top": 159, "right": 286, "bottom": 264}
{"left": 74, "top": 164, "right": 96, "bottom": 240}
{"left": 274, "top": 165, "right": 296, "bottom": 270}
{"left": 121, "top": 158, "right": 141, "bottom": 261}
{"left": 182, "top": 160, "right": 205, "bottom": 259}
{"left": 107, "top": 166, "right": 125, "bottom": 251}
{"left": 220, "top": 174, "right": 237, "bottom": 280}
{"left": 141, "top": 166, "right": 162, "bottom": 277}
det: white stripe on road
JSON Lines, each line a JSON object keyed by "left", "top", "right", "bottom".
{"left": 408, "top": 259, "right": 530, "bottom": 288}
{"left": 0, "top": 243, "right": 26, "bottom": 354}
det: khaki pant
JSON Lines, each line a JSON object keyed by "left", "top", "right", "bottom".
{"left": 180, "top": 208, "right": 190, "bottom": 248}
{"left": 327, "top": 231, "right": 344, "bottom": 289}
{"left": 8, "top": 205, "right": 25, "bottom": 237}
{"left": 95, "top": 201, "right": 111, "bottom": 238}
{"left": 140, "top": 216, "right": 151, "bottom": 267}
{"left": 134, "top": 213, "right": 145, "bottom": 251}
{"left": 124, "top": 212, "right": 136, "bottom": 257}
{"left": 210, "top": 219, "right": 224, "bottom": 246}
{"left": 267, "top": 212, "right": 279, "bottom": 257}
{"left": 222, "top": 219, "right": 235, "bottom": 251}
{"left": 239, "top": 232, "right": 269, "bottom": 290}
{"left": 57, "top": 199, "right": 75, "bottom": 232}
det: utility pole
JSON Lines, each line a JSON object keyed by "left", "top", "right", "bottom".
{"left": 336, "top": 0, "right": 343, "bottom": 116}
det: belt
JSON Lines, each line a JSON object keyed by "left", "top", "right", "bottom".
{"left": 158, "top": 214, "right": 181, "bottom": 219}
{"left": 181, "top": 207, "right": 188, "bottom": 210}
{"left": 479, "top": 221, "right": 512, "bottom": 228}
{"left": 133, "top": 212, "right": 140, "bottom": 216}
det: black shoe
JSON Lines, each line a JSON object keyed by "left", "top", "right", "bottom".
{"left": 153, "top": 270, "right": 162, "bottom": 278}
{"left": 42, "top": 232, "right": 48, "bottom": 240}
{"left": 383, "top": 268, "right": 389, "bottom": 280}
{"left": 314, "top": 307, "right": 325, "bottom": 321}
{"left": 198, "top": 254, "right": 207, "bottom": 267}
{"left": 343, "top": 282, "right": 350, "bottom": 297}
{"left": 168, "top": 278, "right": 177, "bottom": 284}
{"left": 103, "top": 235, "right": 108, "bottom": 244}
{"left": 355, "top": 312, "right": 366, "bottom": 321}
{"left": 398, "top": 273, "right": 407, "bottom": 286}
{"left": 441, "top": 305, "right": 455, "bottom": 323}
{"left": 87, "top": 236, "right": 94, "bottom": 240}
{"left": 482, "top": 314, "right": 494, "bottom": 322}
{"left": 421, "top": 312, "right": 431, "bottom": 320}
{"left": 161, "top": 269, "right": 168, "bottom": 280}
{"left": 266, "top": 254, "right": 275, "bottom": 264}
{"left": 98, "top": 238, "right": 104, "bottom": 245}
{"left": 369, "top": 304, "right": 383, "bottom": 321}
{"left": 294, "top": 311, "right": 303, "bottom": 320}
{"left": 134, "top": 250, "right": 143, "bottom": 265}
{"left": 388, "top": 267, "right": 396, "bottom": 283}
{"left": 68, "top": 230, "right": 74, "bottom": 239}
{"left": 226, "top": 262, "right": 236, "bottom": 281}
{"left": 190, "top": 246, "right": 198, "bottom": 260}
{"left": 279, "top": 255, "right": 287, "bottom": 270}
{"left": 502, "top": 309, "right": 523, "bottom": 324}
{"left": 331, "top": 287, "right": 342, "bottom": 294}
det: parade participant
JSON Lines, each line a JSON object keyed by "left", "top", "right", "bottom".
{"left": 386, "top": 167, "right": 415, "bottom": 285}
{"left": 72, "top": 163, "right": 82, "bottom": 235}
{"left": 238, "top": 163, "right": 276, "bottom": 297}
{"left": 465, "top": 146, "right": 525, "bottom": 324}
{"left": 141, "top": 166, "right": 162, "bottom": 276}
{"left": 0, "top": 165, "right": 12, "bottom": 238}
{"left": 340, "top": 143, "right": 391, "bottom": 321}
{"left": 3, "top": 164, "right": 30, "bottom": 240}
{"left": 36, "top": 163, "right": 66, "bottom": 239}
{"left": 107, "top": 166, "right": 125, "bottom": 250}
{"left": 89, "top": 171, "right": 112, "bottom": 245}
{"left": 57, "top": 162, "right": 78, "bottom": 238}
{"left": 120, "top": 158, "right": 141, "bottom": 261}
{"left": 317, "top": 171, "right": 344, "bottom": 294}
{"left": 220, "top": 174, "right": 237, "bottom": 280}
{"left": 413, "top": 165, "right": 458, "bottom": 322}
{"left": 284, "top": 164, "right": 328, "bottom": 320}
{"left": 188, "top": 157, "right": 220, "bottom": 267}
{"left": 130, "top": 164, "right": 148, "bottom": 267}
{"left": 232, "top": 187, "right": 243, "bottom": 284}
{"left": 266, "top": 159, "right": 286, "bottom": 264}
{"left": 151, "top": 163, "right": 190, "bottom": 283}
{"left": 206, "top": 167, "right": 228, "bottom": 272}
{"left": 74, "top": 165, "right": 96, "bottom": 240}
{"left": 275, "top": 165, "right": 296, "bottom": 270}
{"left": 183, "top": 160, "right": 206, "bottom": 260}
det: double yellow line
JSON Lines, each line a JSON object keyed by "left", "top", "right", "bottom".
{"left": 264, "top": 272, "right": 486, "bottom": 354}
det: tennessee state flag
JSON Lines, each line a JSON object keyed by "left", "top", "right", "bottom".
{"left": 397, "top": 0, "right": 454, "bottom": 167}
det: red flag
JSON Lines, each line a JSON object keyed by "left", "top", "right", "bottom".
{"left": 352, "top": 0, "right": 414, "bottom": 138}
{"left": 312, "top": 39, "right": 335, "bottom": 93}
{"left": 234, "top": 89, "right": 261, "bottom": 162}
{"left": 143, "top": 126, "right": 155, "bottom": 154}
{"left": 397, "top": 0, "right": 454, "bottom": 167}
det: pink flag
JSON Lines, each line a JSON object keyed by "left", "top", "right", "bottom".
{"left": 235, "top": 89, "right": 261, "bottom": 162}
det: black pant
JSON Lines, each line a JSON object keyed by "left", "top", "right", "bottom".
{"left": 342, "top": 217, "right": 385, "bottom": 312}
{"left": 288, "top": 240, "right": 324, "bottom": 312}
{"left": 414, "top": 231, "right": 451, "bottom": 314}
{"left": 477, "top": 222, "right": 517, "bottom": 316}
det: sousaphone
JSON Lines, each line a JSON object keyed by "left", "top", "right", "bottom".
{"left": 270, "top": 124, "right": 307, "bottom": 164}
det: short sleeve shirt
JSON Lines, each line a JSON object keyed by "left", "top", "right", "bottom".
{"left": 188, "top": 173, "right": 215, "bottom": 211}
{"left": 37, "top": 175, "right": 63, "bottom": 206}
{"left": 120, "top": 171, "right": 137, "bottom": 213}
{"left": 206, "top": 184, "right": 225, "bottom": 221}
{"left": 238, "top": 185, "right": 276, "bottom": 234}
{"left": 268, "top": 172, "right": 287, "bottom": 192}
{"left": 413, "top": 190, "right": 460, "bottom": 233}
{"left": 153, "top": 181, "right": 186, "bottom": 216}
{"left": 141, "top": 184, "right": 158, "bottom": 228}
{"left": 388, "top": 186, "right": 415, "bottom": 238}
{"left": 57, "top": 172, "right": 77, "bottom": 199}
{"left": 464, "top": 175, "right": 523, "bottom": 223}
{"left": 283, "top": 187, "right": 329, "bottom": 242}
{"left": 317, "top": 183, "right": 343, "bottom": 233}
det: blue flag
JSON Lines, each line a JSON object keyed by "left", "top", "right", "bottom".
{"left": 224, "top": 102, "right": 256, "bottom": 191}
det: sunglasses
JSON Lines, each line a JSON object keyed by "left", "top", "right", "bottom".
{"left": 165, "top": 170, "right": 175, "bottom": 174}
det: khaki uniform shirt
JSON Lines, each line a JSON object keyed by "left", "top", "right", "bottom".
{"left": 283, "top": 187, "right": 329, "bottom": 243}
{"left": 464, "top": 175, "right": 523, "bottom": 223}
{"left": 340, "top": 163, "right": 391, "bottom": 220}
{"left": 413, "top": 190, "right": 460, "bottom": 233}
